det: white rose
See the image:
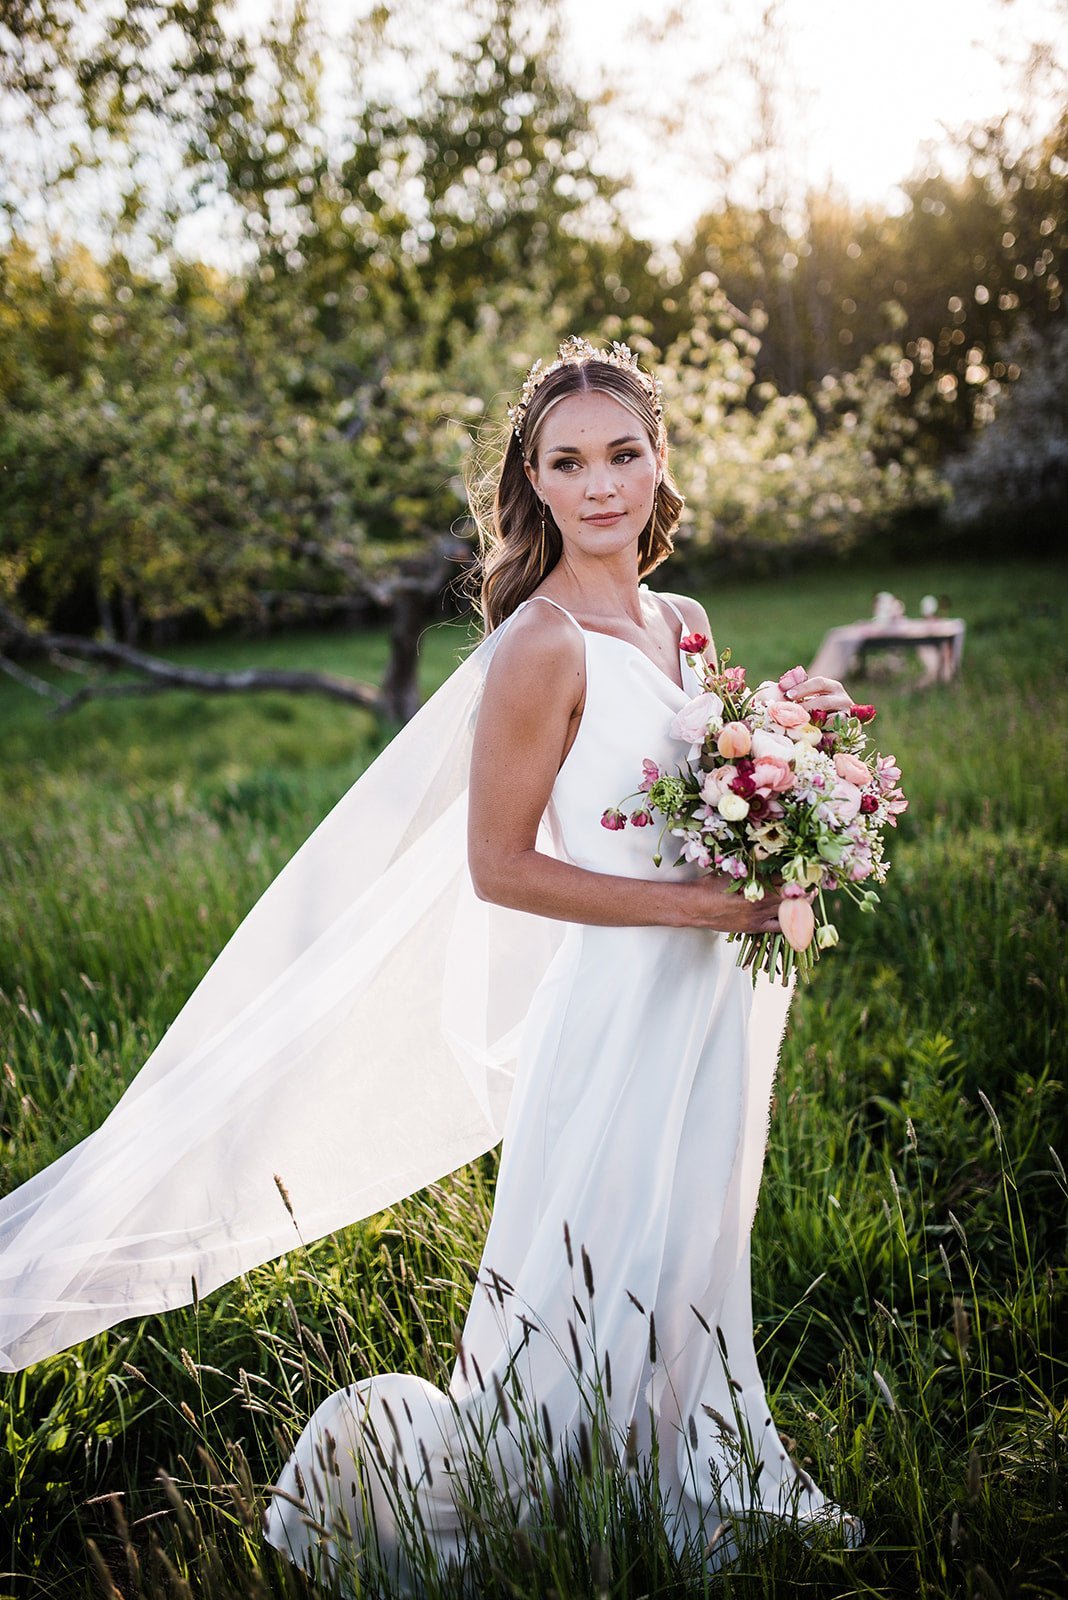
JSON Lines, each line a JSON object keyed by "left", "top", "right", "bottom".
{"left": 717, "top": 791, "right": 750, "bottom": 821}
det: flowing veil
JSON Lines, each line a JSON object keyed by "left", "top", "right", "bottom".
{"left": 0, "top": 611, "right": 563, "bottom": 1372}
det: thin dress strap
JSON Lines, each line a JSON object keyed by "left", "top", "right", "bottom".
{"left": 522, "top": 594, "right": 586, "bottom": 635}
{"left": 642, "top": 584, "right": 687, "bottom": 631}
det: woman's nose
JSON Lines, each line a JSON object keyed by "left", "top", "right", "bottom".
{"left": 584, "top": 463, "right": 617, "bottom": 498}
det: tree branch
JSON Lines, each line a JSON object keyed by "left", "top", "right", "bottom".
{"left": 0, "top": 604, "right": 383, "bottom": 717}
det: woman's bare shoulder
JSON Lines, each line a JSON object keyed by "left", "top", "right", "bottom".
{"left": 659, "top": 590, "right": 714, "bottom": 640}
{"left": 483, "top": 598, "right": 585, "bottom": 697}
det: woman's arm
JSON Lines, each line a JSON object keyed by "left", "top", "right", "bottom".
{"left": 467, "top": 607, "right": 781, "bottom": 934}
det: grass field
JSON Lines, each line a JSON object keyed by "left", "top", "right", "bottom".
{"left": 1, "top": 558, "right": 1065, "bottom": 1598}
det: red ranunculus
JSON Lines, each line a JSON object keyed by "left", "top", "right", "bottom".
{"left": 850, "top": 703, "right": 877, "bottom": 723}
{"left": 679, "top": 632, "right": 709, "bottom": 654}
{"left": 859, "top": 793, "right": 878, "bottom": 814}
{"left": 730, "top": 773, "right": 757, "bottom": 798}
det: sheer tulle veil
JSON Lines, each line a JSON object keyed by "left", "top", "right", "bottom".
{"left": 0, "top": 612, "right": 564, "bottom": 1372}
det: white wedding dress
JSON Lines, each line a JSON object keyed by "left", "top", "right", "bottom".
{"left": 264, "top": 594, "right": 854, "bottom": 1586}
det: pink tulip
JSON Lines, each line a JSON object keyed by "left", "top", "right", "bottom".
{"left": 769, "top": 700, "right": 811, "bottom": 730}
{"left": 717, "top": 721, "right": 752, "bottom": 758}
{"left": 779, "top": 895, "right": 816, "bottom": 952}
{"left": 834, "top": 752, "right": 870, "bottom": 787}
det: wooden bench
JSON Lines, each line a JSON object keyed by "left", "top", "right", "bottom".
{"left": 809, "top": 617, "right": 966, "bottom": 686}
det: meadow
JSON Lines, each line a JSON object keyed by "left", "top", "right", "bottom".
{"left": 1, "top": 557, "right": 1065, "bottom": 1599}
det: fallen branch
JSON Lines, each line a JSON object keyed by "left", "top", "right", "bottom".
{"left": 0, "top": 603, "right": 383, "bottom": 716}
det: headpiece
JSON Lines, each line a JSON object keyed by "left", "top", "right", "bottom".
{"left": 507, "top": 334, "right": 664, "bottom": 442}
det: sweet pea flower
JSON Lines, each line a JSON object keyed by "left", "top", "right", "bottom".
{"left": 718, "top": 791, "right": 750, "bottom": 821}
{"left": 751, "top": 755, "right": 794, "bottom": 794}
{"left": 639, "top": 758, "right": 661, "bottom": 792}
{"left": 751, "top": 727, "right": 795, "bottom": 762}
{"left": 723, "top": 666, "right": 747, "bottom": 693}
{"left": 876, "top": 754, "right": 901, "bottom": 793}
{"left": 681, "top": 837, "right": 712, "bottom": 869}
{"left": 715, "top": 853, "right": 748, "bottom": 880}
{"left": 669, "top": 692, "right": 724, "bottom": 746}
{"left": 679, "top": 631, "right": 709, "bottom": 655}
{"left": 834, "top": 751, "right": 870, "bottom": 787}
{"left": 769, "top": 700, "right": 811, "bottom": 730}
{"left": 717, "top": 721, "right": 752, "bottom": 758}
{"left": 778, "top": 665, "right": 808, "bottom": 693}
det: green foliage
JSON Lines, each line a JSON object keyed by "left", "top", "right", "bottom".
{"left": 1, "top": 558, "right": 1065, "bottom": 1596}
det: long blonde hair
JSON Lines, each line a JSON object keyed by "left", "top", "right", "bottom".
{"left": 467, "top": 358, "right": 685, "bottom": 631}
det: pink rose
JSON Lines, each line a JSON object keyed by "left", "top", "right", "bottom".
{"left": 769, "top": 700, "right": 810, "bottom": 730}
{"left": 751, "top": 755, "right": 794, "bottom": 794}
{"left": 700, "top": 765, "right": 736, "bottom": 803}
{"left": 669, "top": 691, "right": 724, "bottom": 746}
{"left": 778, "top": 665, "right": 808, "bottom": 693}
{"left": 751, "top": 728, "right": 795, "bottom": 762}
{"left": 717, "top": 721, "right": 752, "bottom": 758}
{"left": 834, "top": 752, "right": 870, "bottom": 787}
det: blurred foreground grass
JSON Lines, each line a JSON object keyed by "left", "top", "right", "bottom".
{"left": 1, "top": 558, "right": 1065, "bottom": 1598}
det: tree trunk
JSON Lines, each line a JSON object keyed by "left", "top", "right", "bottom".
{"left": 379, "top": 585, "right": 432, "bottom": 724}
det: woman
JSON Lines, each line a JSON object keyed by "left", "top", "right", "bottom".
{"left": 264, "top": 338, "right": 862, "bottom": 1584}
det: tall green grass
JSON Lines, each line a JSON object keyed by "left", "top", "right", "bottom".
{"left": 2, "top": 559, "right": 1065, "bottom": 1597}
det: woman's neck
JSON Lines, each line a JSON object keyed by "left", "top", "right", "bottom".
{"left": 540, "top": 551, "right": 646, "bottom": 626}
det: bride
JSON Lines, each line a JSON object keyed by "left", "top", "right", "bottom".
{"left": 263, "top": 338, "right": 863, "bottom": 1583}
{"left": 0, "top": 334, "right": 861, "bottom": 1586}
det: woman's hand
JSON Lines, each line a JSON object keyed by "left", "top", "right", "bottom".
{"left": 782, "top": 674, "right": 853, "bottom": 714}
{"left": 684, "top": 875, "right": 783, "bottom": 935}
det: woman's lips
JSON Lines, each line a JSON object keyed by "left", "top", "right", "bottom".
{"left": 582, "top": 512, "right": 626, "bottom": 525}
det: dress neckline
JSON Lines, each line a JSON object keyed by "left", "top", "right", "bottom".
{"left": 527, "top": 591, "right": 689, "bottom": 696}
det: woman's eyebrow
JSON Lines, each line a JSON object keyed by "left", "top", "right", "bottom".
{"left": 545, "top": 435, "right": 642, "bottom": 455}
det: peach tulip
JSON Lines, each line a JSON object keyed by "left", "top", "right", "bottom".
{"left": 717, "top": 721, "right": 752, "bottom": 758}
{"left": 779, "top": 895, "right": 816, "bottom": 952}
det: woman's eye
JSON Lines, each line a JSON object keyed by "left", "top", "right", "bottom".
{"left": 614, "top": 451, "right": 638, "bottom": 464}
{"left": 553, "top": 459, "right": 579, "bottom": 471}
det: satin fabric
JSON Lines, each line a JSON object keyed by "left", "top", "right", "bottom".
{"left": 264, "top": 596, "right": 838, "bottom": 1589}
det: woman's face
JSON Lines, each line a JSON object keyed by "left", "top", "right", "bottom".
{"left": 524, "top": 390, "right": 662, "bottom": 565}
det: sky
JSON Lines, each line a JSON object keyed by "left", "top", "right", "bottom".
{"left": 560, "top": 0, "right": 1067, "bottom": 238}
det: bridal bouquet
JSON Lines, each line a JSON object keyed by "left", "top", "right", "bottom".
{"left": 601, "top": 636, "right": 907, "bottom": 984}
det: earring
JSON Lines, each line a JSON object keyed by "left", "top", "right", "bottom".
{"left": 538, "top": 499, "right": 548, "bottom": 571}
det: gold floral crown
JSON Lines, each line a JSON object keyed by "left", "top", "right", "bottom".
{"left": 507, "top": 334, "right": 664, "bottom": 442}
